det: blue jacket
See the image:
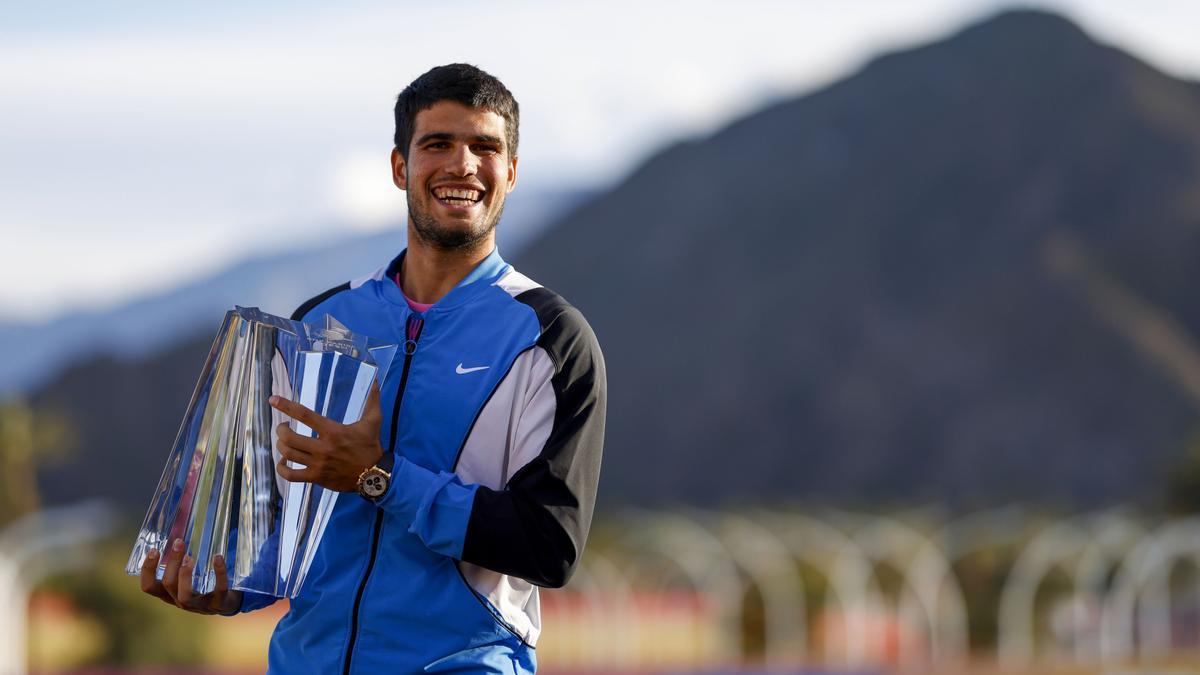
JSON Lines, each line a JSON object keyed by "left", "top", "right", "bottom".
{"left": 239, "top": 249, "right": 606, "bottom": 674}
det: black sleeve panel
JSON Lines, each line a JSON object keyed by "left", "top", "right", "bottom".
{"left": 290, "top": 282, "right": 351, "bottom": 321}
{"left": 461, "top": 287, "right": 607, "bottom": 588}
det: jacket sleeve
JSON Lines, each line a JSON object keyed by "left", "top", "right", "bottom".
{"left": 376, "top": 302, "right": 606, "bottom": 588}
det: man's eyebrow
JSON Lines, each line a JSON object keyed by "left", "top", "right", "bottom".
{"left": 415, "top": 132, "right": 453, "bottom": 145}
{"left": 415, "top": 132, "right": 504, "bottom": 146}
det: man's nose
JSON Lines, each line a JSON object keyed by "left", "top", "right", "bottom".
{"left": 445, "top": 144, "right": 478, "bottom": 176}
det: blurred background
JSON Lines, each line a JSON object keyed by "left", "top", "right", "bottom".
{"left": 5, "top": 1, "right": 1200, "bottom": 672}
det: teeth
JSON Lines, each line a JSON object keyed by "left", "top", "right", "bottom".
{"left": 434, "top": 187, "right": 481, "bottom": 201}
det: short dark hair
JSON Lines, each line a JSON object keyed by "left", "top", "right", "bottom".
{"left": 393, "top": 64, "right": 519, "bottom": 160}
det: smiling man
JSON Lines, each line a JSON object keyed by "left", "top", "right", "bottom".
{"left": 139, "top": 64, "right": 607, "bottom": 674}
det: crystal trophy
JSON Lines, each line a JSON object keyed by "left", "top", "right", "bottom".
{"left": 125, "top": 306, "right": 397, "bottom": 598}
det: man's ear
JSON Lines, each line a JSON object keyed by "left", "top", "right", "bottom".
{"left": 506, "top": 155, "right": 519, "bottom": 194}
{"left": 391, "top": 147, "right": 407, "bottom": 191}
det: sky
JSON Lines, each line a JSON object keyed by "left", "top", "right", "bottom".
{"left": 5, "top": 0, "right": 1200, "bottom": 323}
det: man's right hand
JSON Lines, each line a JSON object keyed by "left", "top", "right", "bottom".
{"left": 139, "top": 537, "right": 243, "bottom": 616}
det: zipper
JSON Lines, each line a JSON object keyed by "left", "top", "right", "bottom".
{"left": 342, "top": 315, "right": 423, "bottom": 675}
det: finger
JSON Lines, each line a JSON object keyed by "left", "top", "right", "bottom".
{"left": 140, "top": 552, "right": 176, "bottom": 607}
{"left": 210, "top": 555, "right": 230, "bottom": 612}
{"left": 176, "top": 554, "right": 196, "bottom": 608}
{"left": 277, "top": 422, "right": 324, "bottom": 451}
{"left": 276, "top": 456, "right": 311, "bottom": 482}
{"left": 359, "top": 381, "right": 382, "bottom": 430}
{"left": 161, "top": 538, "right": 184, "bottom": 603}
{"left": 276, "top": 439, "right": 317, "bottom": 466}
{"left": 139, "top": 548, "right": 170, "bottom": 599}
{"left": 270, "top": 395, "right": 331, "bottom": 434}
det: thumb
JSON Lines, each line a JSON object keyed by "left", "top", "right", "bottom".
{"left": 360, "top": 380, "right": 383, "bottom": 430}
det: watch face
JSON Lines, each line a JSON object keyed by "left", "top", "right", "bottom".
{"left": 361, "top": 470, "right": 389, "bottom": 499}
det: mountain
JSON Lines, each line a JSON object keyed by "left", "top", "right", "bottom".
{"left": 27, "top": 10, "right": 1200, "bottom": 511}
{"left": 512, "top": 9, "right": 1200, "bottom": 507}
{"left": 0, "top": 188, "right": 589, "bottom": 396}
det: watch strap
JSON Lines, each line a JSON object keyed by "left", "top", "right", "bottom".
{"left": 378, "top": 450, "right": 395, "bottom": 473}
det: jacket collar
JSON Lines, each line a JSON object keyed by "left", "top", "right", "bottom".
{"left": 380, "top": 247, "right": 509, "bottom": 313}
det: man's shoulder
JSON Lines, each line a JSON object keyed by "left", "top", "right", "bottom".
{"left": 495, "top": 268, "right": 587, "bottom": 331}
{"left": 499, "top": 269, "right": 603, "bottom": 372}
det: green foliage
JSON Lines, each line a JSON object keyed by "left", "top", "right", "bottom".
{"left": 0, "top": 399, "right": 38, "bottom": 525}
{"left": 0, "top": 398, "right": 77, "bottom": 527}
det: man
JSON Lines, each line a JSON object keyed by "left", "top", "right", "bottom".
{"left": 140, "top": 63, "right": 607, "bottom": 674}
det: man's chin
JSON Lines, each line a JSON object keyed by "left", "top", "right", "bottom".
{"left": 410, "top": 219, "right": 495, "bottom": 252}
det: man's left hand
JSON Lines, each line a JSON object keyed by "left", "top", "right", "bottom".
{"left": 270, "top": 382, "right": 384, "bottom": 492}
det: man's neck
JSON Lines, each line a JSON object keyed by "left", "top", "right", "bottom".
{"left": 399, "top": 225, "right": 495, "bottom": 305}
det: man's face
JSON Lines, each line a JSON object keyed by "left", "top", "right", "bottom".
{"left": 392, "top": 100, "right": 518, "bottom": 251}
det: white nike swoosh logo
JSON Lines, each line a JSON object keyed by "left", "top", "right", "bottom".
{"left": 456, "top": 364, "right": 490, "bottom": 375}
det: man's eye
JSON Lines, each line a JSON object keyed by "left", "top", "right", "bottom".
{"left": 472, "top": 145, "right": 499, "bottom": 155}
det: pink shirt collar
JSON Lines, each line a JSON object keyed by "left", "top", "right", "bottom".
{"left": 393, "top": 272, "right": 435, "bottom": 313}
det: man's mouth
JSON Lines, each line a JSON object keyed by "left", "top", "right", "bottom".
{"left": 432, "top": 186, "right": 483, "bottom": 207}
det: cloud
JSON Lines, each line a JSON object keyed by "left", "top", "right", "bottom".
{"left": 328, "top": 150, "right": 406, "bottom": 229}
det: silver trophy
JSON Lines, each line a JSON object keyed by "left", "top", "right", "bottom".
{"left": 125, "top": 306, "right": 397, "bottom": 597}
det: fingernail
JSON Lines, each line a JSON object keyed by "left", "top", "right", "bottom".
{"left": 269, "top": 395, "right": 279, "bottom": 405}
{"left": 147, "top": 549, "right": 159, "bottom": 560}
{"left": 214, "top": 555, "right": 225, "bottom": 568}
{"left": 173, "top": 539, "right": 183, "bottom": 552}
{"left": 183, "top": 555, "right": 193, "bottom": 566}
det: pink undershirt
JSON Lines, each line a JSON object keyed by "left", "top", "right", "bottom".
{"left": 394, "top": 272, "right": 435, "bottom": 313}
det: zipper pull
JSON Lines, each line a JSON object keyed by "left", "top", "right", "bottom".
{"left": 404, "top": 315, "right": 424, "bottom": 355}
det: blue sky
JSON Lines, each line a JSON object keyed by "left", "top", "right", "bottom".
{"left": 4, "top": 0, "right": 1200, "bottom": 322}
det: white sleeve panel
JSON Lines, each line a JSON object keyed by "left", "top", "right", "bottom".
{"left": 454, "top": 346, "right": 556, "bottom": 489}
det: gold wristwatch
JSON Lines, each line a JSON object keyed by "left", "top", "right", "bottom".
{"left": 356, "top": 452, "right": 394, "bottom": 501}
